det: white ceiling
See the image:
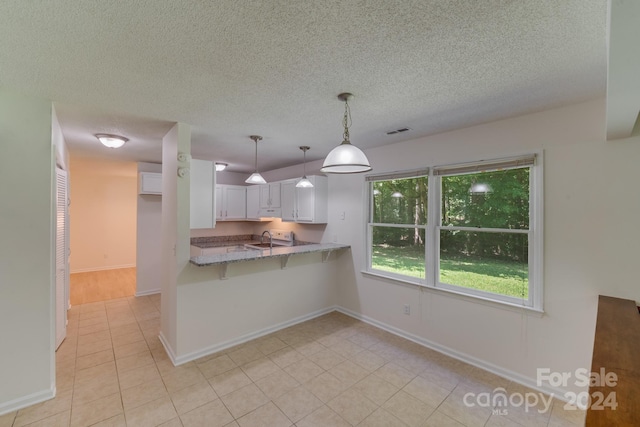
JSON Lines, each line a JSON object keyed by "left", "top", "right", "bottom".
{"left": 0, "top": 1, "right": 608, "bottom": 172}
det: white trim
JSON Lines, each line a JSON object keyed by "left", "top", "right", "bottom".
{"left": 160, "top": 306, "right": 337, "bottom": 366}
{"left": 70, "top": 264, "right": 136, "bottom": 274}
{"left": 365, "top": 167, "right": 430, "bottom": 182}
{"left": 432, "top": 154, "right": 536, "bottom": 176}
{"left": 335, "top": 306, "right": 570, "bottom": 402}
{"left": 158, "top": 331, "right": 179, "bottom": 366}
{"left": 0, "top": 387, "right": 55, "bottom": 416}
{"left": 369, "top": 223, "right": 428, "bottom": 230}
{"left": 135, "top": 288, "right": 161, "bottom": 297}
{"left": 531, "top": 150, "right": 544, "bottom": 311}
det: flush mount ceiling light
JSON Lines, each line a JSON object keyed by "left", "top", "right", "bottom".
{"left": 296, "top": 146, "right": 314, "bottom": 188}
{"left": 321, "top": 93, "right": 372, "bottom": 174}
{"left": 95, "top": 133, "right": 128, "bottom": 149}
{"left": 215, "top": 162, "right": 228, "bottom": 172}
{"left": 245, "top": 135, "right": 267, "bottom": 184}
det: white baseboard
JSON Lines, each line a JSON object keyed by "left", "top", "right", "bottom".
{"left": 158, "top": 331, "right": 179, "bottom": 366}
{"left": 334, "top": 306, "right": 573, "bottom": 403}
{"left": 163, "top": 306, "right": 337, "bottom": 366}
{"left": 70, "top": 264, "right": 136, "bottom": 274}
{"left": 0, "top": 387, "right": 55, "bottom": 416}
{"left": 135, "top": 288, "right": 160, "bottom": 297}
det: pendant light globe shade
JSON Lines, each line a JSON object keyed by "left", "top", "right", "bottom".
{"left": 296, "top": 177, "right": 313, "bottom": 188}
{"left": 245, "top": 172, "right": 267, "bottom": 184}
{"left": 320, "top": 141, "right": 372, "bottom": 173}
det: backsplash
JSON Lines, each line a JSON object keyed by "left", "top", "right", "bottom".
{"left": 190, "top": 218, "right": 328, "bottom": 244}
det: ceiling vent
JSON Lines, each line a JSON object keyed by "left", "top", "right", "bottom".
{"left": 386, "top": 127, "right": 411, "bottom": 135}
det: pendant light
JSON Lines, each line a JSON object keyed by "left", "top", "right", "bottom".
{"left": 321, "top": 93, "right": 372, "bottom": 173}
{"left": 296, "top": 146, "right": 314, "bottom": 188}
{"left": 245, "top": 135, "right": 267, "bottom": 184}
{"left": 95, "top": 133, "right": 128, "bottom": 148}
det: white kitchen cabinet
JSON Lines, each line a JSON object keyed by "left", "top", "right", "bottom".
{"left": 281, "top": 175, "right": 328, "bottom": 223}
{"left": 138, "top": 172, "right": 162, "bottom": 195}
{"left": 281, "top": 180, "right": 296, "bottom": 221}
{"left": 260, "top": 182, "right": 281, "bottom": 208}
{"left": 215, "top": 185, "right": 247, "bottom": 220}
{"left": 246, "top": 185, "right": 261, "bottom": 220}
{"left": 190, "top": 159, "right": 215, "bottom": 228}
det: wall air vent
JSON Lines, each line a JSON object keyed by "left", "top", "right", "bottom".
{"left": 386, "top": 127, "right": 411, "bottom": 135}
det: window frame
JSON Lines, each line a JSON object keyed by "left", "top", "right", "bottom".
{"left": 366, "top": 168, "right": 429, "bottom": 283}
{"left": 364, "top": 153, "right": 543, "bottom": 312}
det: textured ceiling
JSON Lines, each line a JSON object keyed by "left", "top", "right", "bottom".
{"left": 0, "top": 1, "right": 607, "bottom": 172}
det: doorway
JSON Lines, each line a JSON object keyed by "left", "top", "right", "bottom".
{"left": 67, "top": 157, "right": 138, "bottom": 305}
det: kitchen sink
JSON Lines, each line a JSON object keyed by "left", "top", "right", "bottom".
{"left": 244, "top": 242, "right": 289, "bottom": 250}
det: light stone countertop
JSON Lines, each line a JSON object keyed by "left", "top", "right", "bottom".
{"left": 190, "top": 242, "right": 350, "bottom": 266}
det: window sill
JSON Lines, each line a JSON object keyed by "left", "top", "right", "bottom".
{"left": 361, "top": 269, "right": 545, "bottom": 317}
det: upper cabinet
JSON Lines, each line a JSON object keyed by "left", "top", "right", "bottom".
{"left": 216, "top": 185, "right": 247, "bottom": 221}
{"left": 138, "top": 172, "right": 162, "bottom": 195}
{"left": 189, "top": 168, "right": 327, "bottom": 227}
{"left": 258, "top": 182, "right": 282, "bottom": 217}
{"left": 281, "top": 175, "right": 328, "bottom": 224}
{"left": 190, "top": 159, "right": 215, "bottom": 229}
{"left": 260, "top": 182, "right": 281, "bottom": 208}
{"left": 246, "top": 185, "right": 261, "bottom": 220}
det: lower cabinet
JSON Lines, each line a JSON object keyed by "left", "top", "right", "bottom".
{"left": 281, "top": 175, "right": 328, "bottom": 223}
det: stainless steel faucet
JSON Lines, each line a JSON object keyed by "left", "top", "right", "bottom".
{"left": 261, "top": 230, "right": 273, "bottom": 249}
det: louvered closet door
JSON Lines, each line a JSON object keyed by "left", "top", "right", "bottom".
{"left": 55, "top": 168, "right": 69, "bottom": 349}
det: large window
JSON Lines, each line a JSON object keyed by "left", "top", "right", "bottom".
{"left": 366, "top": 155, "right": 542, "bottom": 310}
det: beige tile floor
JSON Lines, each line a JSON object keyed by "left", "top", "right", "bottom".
{"left": 0, "top": 295, "right": 586, "bottom": 426}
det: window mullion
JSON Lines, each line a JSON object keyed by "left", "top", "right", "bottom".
{"left": 425, "top": 172, "right": 439, "bottom": 287}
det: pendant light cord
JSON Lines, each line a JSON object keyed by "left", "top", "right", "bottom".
{"left": 303, "top": 149, "right": 307, "bottom": 176}
{"left": 342, "top": 100, "right": 352, "bottom": 143}
{"left": 254, "top": 139, "right": 258, "bottom": 172}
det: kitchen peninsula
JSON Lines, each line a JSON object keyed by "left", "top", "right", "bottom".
{"left": 189, "top": 234, "right": 349, "bottom": 278}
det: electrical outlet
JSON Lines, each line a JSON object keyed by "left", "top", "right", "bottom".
{"left": 403, "top": 304, "right": 410, "bottom": 315}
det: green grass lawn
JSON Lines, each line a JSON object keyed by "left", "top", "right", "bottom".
{"left": 372, "top": 245, "right": 528, "bottom": 298}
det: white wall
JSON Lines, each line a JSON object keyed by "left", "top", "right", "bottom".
{"left": 332, "top": 98, "right": 640, "bottom": 396}
{"left": 68, "top": 157, "right": 138, "bottom": 272}
{"left": 136, "top": 162, "right": 163, "bottom": 295}
{"left": 0, "top": 89, "right": 55, "bottom": 413}
{"left": 216, "top": 170, "right": 249, "bottom": 186}
{"left": 175, "top": 252, "right": 340, "bottom": 361}
{"left": 159, "top": 123, "right": 191, "bottom": 358}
